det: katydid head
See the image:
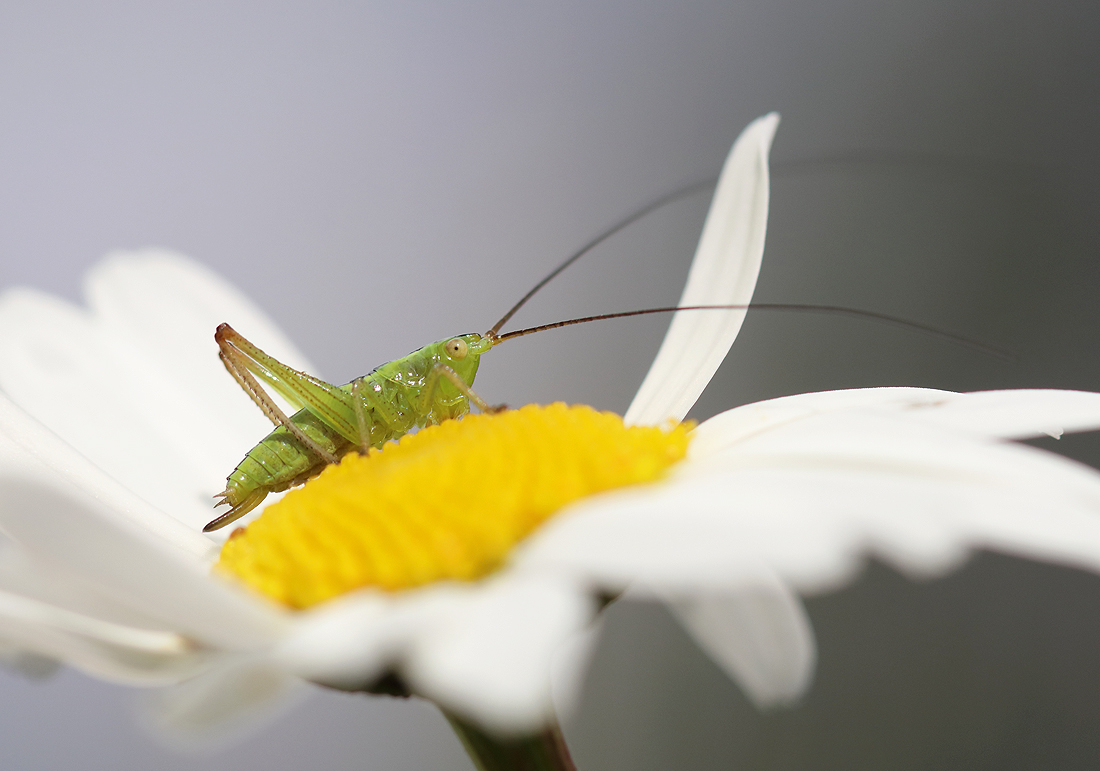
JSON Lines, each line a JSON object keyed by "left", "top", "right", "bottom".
{"left": 434, "top": 332, "right": 497, "bottom": 390}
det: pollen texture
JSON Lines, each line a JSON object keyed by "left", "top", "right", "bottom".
{"left": 216, "top": 403, "right": 690, "bottom": 609}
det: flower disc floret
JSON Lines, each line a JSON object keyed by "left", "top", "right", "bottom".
{"left": 217, "top": 403, "right": 692, "bottom": 608}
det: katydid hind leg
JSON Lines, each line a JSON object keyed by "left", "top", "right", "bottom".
{"left": 216, "top": 324, "right": 341, "bottom": 464}
{"left": 217, "top": 347, "right": 289, "bottom": 431}
{"left": 216, "top": 323, "right": 362, "bottom": 445}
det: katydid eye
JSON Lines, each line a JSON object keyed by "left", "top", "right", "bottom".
{"left": 446, "top": 338, "right": 468, "bottom": 359}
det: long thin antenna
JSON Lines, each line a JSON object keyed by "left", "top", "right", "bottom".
{"left": 487, "top": 178, "right": 717, "bottom": 337}
{"left": 493, "top": 303, "right": 1014, "bottom": 361}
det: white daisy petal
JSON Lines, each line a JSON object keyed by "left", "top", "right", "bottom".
{"left": 0, "top": 471, "right": 286, "bottom": 649}
{"left": 0, "top": 390, "right": 211, "bottom": 560}
{"left": 0, "top": 586, "right": 204, "bottom": 684}
{"left": 274, "top": 591, "right": 420, "bottom": 688}
{"left": 689, "top": 387, "right": 955, "bottom": 454}
{"left": 0, "top": 544, "right": 194, "bottom": 682}
{"left": 143, "top": 658, "right": 303, "bottom": 747}
{"left": 0, "top": 287, "right": 205, "bottom": 521}
{"left": 280, "top": 578, "right": 596, "bottom": 735}
{"left": 405, "top": 575, "right": 596, "bottom": 736}
{"left": 0, "top": 392, "right": 280, "bottom": 650}
{"left": 884, "top": 388, "right": 1100, "bottom": 440}
{"left": 0, "top": 539, "right": 199, "bottom": 630}
{"left": 625, "top": 112, "right": 779, "bottom": 426}
{"left": 85, "top": 250, "right": 319, "bottom": 458}
{"left": 713, "top": 409, "right": 1100, "bottom": 506}
{"left": 660, "top": 574, "right": 816, "bottom": 708}
{"left": 549, "top": 617, "right": 603, "bottom": 723}
{"left": 0, "top": 250, "right": 316, "bottom": 527}
{"left": 692, "top": 388, "right": 1100, "bottom": 455}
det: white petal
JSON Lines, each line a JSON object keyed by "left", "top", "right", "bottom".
{"left": 0, "top": 287, "right": 205, "bottom": 522}
{"left": 0, "top": 386, "right": 283, "bottom": 651}
{"left": 404, "top": 575, "right": 596, "bottom": 736}
{"left": 625, "top": 114, "right": 778, "bottom": 426}
{"left": 550, "top": 616, "right": 602, "bottom": 724}
{"left": 887, "top": 388, "right": 1100, "bottom": 439}
{"left": 0, "top": 538, "right": 197, "bottom": 630}
{"left": 0, "top": 469, "right": 286, "bottom": 650}
{"left": 0, "top": 250, "right": 316, "bottom": 529}
{"left": 659, "top": 576, "right": 816, "bottom": 708}
{"left": 0, "top": 586, "right": 205, "bottom": 684}
{"left": 0, "top": 389, "right": 211, "bottom": 560}
{"left": 0, "top": 536, "right": 278, "bottom": 679}
{"left": 85, "top": 250, "right": 319, "bottom": 456}
{"left": 692, "top": 388, "right": 1100, "bottom": 456}
{"left": 0, "top": 404, "right": 278, "bottom": 671}
{"left": 280, "top": 578, "right": 597, "bottom": 733}
{"left": 274, "top": 590, "right": 411, "bottom": 688}
{"left": 143, "top": 657, "right": 303, "bottom": 748}
{"left": 690, "top": 387, "right": 954, "bottom": 455}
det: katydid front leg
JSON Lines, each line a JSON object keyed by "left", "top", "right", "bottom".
{"left": 421, "top": 363, "right": 506, "bottom": 417}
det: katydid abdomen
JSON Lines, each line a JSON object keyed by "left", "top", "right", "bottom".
{"left": 220, "top": 407, "right": 353, "bottom": 526}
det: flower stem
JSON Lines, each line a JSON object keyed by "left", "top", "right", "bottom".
{"left": 444, "top": 712, "right": 577, "bottom": 771}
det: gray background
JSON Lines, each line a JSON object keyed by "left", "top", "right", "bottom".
{"left": 2, "top": 1, "right": 1100, "bottom": 769}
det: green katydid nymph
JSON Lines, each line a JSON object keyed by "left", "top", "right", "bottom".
{"left": 207, "top": 325, "right": 499, "bottom": 531}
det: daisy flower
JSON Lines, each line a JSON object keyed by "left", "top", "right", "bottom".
{"left": 2, "top": 114, "right": 1100, "bottom": 768}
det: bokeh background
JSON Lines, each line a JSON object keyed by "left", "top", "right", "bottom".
{"left": 3, "top": 1, "right": 1100, "bottom": 768}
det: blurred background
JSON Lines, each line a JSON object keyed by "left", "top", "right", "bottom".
{"left": 2, "top": 1, "right": 1100, "bottom": 768}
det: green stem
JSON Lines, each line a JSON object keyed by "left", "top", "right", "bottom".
{"left": 444, "top": 712, "right": 577, "bottom": 771}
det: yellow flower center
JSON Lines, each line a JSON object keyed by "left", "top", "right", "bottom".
{"left": 216, "top": 403, "right": 690, "bottom": 609}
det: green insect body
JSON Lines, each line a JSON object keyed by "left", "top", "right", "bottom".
{"left": 208, "top": 325, "right": 496, "bottom": 532}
